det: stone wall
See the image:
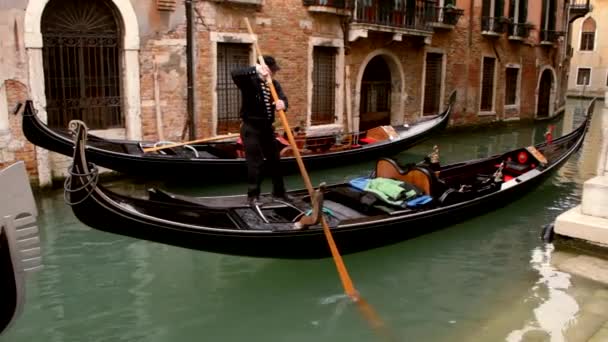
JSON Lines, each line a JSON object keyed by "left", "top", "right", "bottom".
{"left": 0, "top": 0, "right": 571, "bottom": 184}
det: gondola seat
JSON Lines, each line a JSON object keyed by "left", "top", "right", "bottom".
{"left": 374, "top": 158, "right": 439, "bottom": 197}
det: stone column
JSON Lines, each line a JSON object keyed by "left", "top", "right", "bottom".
{"left": 555, "top": 98, "right": 608, "bottom": 245}
{"left": 124, "top": 49, "right": 142, "bottom": 141}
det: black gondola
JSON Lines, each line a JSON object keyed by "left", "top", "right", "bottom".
{"left": 22, "top": 92, "right": 455, "bottom": 180}
{"left": 65, "top": 99, "right": 595, "bottom": 259}
{"left": 0, "top": 162, "right": 42, "bottom": 334}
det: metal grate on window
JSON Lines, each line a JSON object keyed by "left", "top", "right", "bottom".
{"left": 423, "top": 53, "right": 443, "bottom": 116}
{"left": 504, "top": 67, "right": 519, "bottom": 106}
{"left": 217, "top": 43, "right": 250, "bottom": 134}
{"left": 312, "top": 46, "right": 336, "bottom": 125}
{"left": 577, "top": 68, "right": 590, "bottom": 85}
{"left": 42, "top": 0, "right": 123, "bottom": 130}
{"left": 480, "top": 57, "right": 496, "bottom": 112}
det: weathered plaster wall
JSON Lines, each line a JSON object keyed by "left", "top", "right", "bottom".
{"left": 568, "top": 0, "right": 608, "bottom": 98}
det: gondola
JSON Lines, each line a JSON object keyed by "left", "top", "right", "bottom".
{"left": 0, "top": 162, "right": 42, "bottom": 334}
{"left": 65, "top": 99, "right": 595, "bottom": 259}
{"left": 22, "top": 91, "right": 456, "bottom": 180}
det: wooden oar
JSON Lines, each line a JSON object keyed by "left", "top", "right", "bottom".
{"left": 142, "top": 133, "right": 239, "bottom": 153}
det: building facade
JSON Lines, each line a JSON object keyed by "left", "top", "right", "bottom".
{"left": 0, "top": 0, "right": 589, "bottom": 186}
{"left": 567, "top": 0, "right": 607, "bottom": 98}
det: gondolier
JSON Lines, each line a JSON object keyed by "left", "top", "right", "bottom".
{"left": 231, "top": 55, "right": 290, "bottom": 206}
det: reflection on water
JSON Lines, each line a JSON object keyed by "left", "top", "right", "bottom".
{"left": 2, "top": 99, "right": 607, "bottom": 342}
{"left": 506, "top": 245, "right": 579, "bottom": 342}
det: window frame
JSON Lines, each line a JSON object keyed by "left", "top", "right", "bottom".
{"left": 580, "top": 31, "right": 595, "bottom": 51}
{"left": 576, "top": 67, "right": 591, "bottom": 86}
{"left": 504, "top": 65, "right": 521, "bottom": 108}
{"left": 311, "top": 46, "right": 338, "bottom": 126}
{"left": 421, "top": 49, "right": 446, "bottom": 116}
{"left": 479, "top": 55, "right": 497, "bottom": 115}
{"left": 215, "top": 42, "right": 251, "bottom": 134}
{"left": 540, "top": 0, "right": 557, "bottom": 33}
{"left": 307, "top": 37, "right": 344, "bottom": 129}
{"left": 210, "top": 32, "right": 256, "bottom": 135}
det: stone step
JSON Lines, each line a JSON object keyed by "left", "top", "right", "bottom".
{"left": 555, "top": 205, "right": 608, "bottom": 247}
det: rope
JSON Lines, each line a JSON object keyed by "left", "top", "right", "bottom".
{"left": 63, "top": 162, "right": 99, "bottom": 206}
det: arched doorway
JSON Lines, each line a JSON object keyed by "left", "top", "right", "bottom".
{"left": 359, "top": 56, "right": 391, "bottom": 131}
{"left": 537, "top": 69, "right": 553, "bottom": 118}
{"left": 41, "top": 0, "right": 123, "bottom": 129}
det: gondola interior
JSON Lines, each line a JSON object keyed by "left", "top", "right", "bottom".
{"left": 107, "top": 133, "right": 576, "bottom": 232}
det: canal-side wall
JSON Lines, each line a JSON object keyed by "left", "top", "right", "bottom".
{"left": 555, "top": 92, "right": 608, "bottom": 248}
{"left": 0, "top": 0, "right": 573, "bottom": 186}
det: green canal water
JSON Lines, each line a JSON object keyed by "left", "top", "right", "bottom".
{"left": 2, "top": 99, "right": 607, "bottom": 342}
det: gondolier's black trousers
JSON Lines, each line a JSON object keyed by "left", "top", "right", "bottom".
{"left": 241, "top": 120, "right": 286, "bottom": 199}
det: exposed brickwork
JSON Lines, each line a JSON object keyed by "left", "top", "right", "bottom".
{"left": 2, "top": 1, "right": 571, "bottom": 182}
{"left": 4, "top": 79, "right": 38, "bottom": 182}
{"left": 139, "top": 32, "right": 191, "bottom": 142}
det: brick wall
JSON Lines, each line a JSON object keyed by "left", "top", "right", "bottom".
{"left": 1, "top": 0, "right": 569, "bottom": 182}
{"left": 4, "top": 79, "right": 38, "bottom": 180}
{"left": 140, "top": 33, "right": 190, "bottom": 142}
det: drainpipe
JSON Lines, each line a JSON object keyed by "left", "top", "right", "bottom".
{"left": 185, "top": 0, "right": 196, "bottom": 140}
{"left": 559, "top": 1, "right": 571, "bottom": 105}
{"left": 465, "top": 0, "right": 474, "bottom": 114}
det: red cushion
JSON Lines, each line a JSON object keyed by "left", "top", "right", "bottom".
{"left": 359, "top": 137, "right": 377, "bottom": 144}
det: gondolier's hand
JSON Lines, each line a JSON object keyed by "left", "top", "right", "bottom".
{"left": 274, "top": 99, "right": 285, "bottom": 111}
{"left": 255, "top": 64, "right": 270, "bottom": 80}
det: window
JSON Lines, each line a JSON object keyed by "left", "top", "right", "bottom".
{"left": 505, "top": 67, "right": 519, "bottom": 106}
{"left": 217, "top": 43, "right": 250, "bottom": 134}
{"left": 480, "top": 57, "right": 496, "bottom": 112}
{"left": 508, "top": 0, "right": 527, "bottom": 24}
{"left": 423, "top": 53, "right": 443, "bottom": 115}
{"left": 577, "top": 68, "right": 590, "bottom": 85}
{"left": 42, "top": 0, "right": 123, "bottom": 129}
{"left": 311, "top": 46, "right": 336, "bottom": 125}
{"left": 540, "top": 0, "right": 557, "bottom": 40}
{"left": 508, "top": 0, "right": 529, "bottom": 36}
{"left": 482, "top": 0, "right": 505, "bottom": 31}
{"left": 580, "top": 17, "right": 596, "bottom": 51}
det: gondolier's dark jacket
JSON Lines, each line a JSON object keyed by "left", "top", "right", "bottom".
{"left": 231, "top": 66, "right": 288, "bottom": 124}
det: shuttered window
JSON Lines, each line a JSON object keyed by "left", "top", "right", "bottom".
{"left": 217, "top": 43, "right": 250, "bottom": 134}
{"left": 576, "top": 68, "right": 590, "bottom": 85}
{"left": 480, "top": 57, "right": 496, "bottom": 112}
{"left": 312, "top": 46, "right": 337, "bottom": 125}
{"left": 504, "top": 67, "right": 519, "bottom": 106}
{"left": 423, "top": 53, "right": 443, "bottom": 116}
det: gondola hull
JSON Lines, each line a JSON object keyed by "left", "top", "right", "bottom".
{"left": 0, "top": 162, "right": 42, "bottom": 333}
{"left": 65, "top": 99, "right": 595, "bottom": 259}
{"left": 70, "top": 172, "right": 559, "bottom": 258}
{"left": 22, "top": 92, "right": 455, "bottom": 180}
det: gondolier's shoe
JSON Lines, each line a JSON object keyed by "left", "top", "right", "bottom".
{"left": 271, "top": 193, "right": 295, "bottom": 203}
{"left": 247, "top": 196, "right": 262, "bottom": 207}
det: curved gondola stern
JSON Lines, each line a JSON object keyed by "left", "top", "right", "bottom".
{"left": 444, "top": 89, "right": 457, "bottom": 119}
{"left": 65, "top": 120, "right": 100, "bottom": 208}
